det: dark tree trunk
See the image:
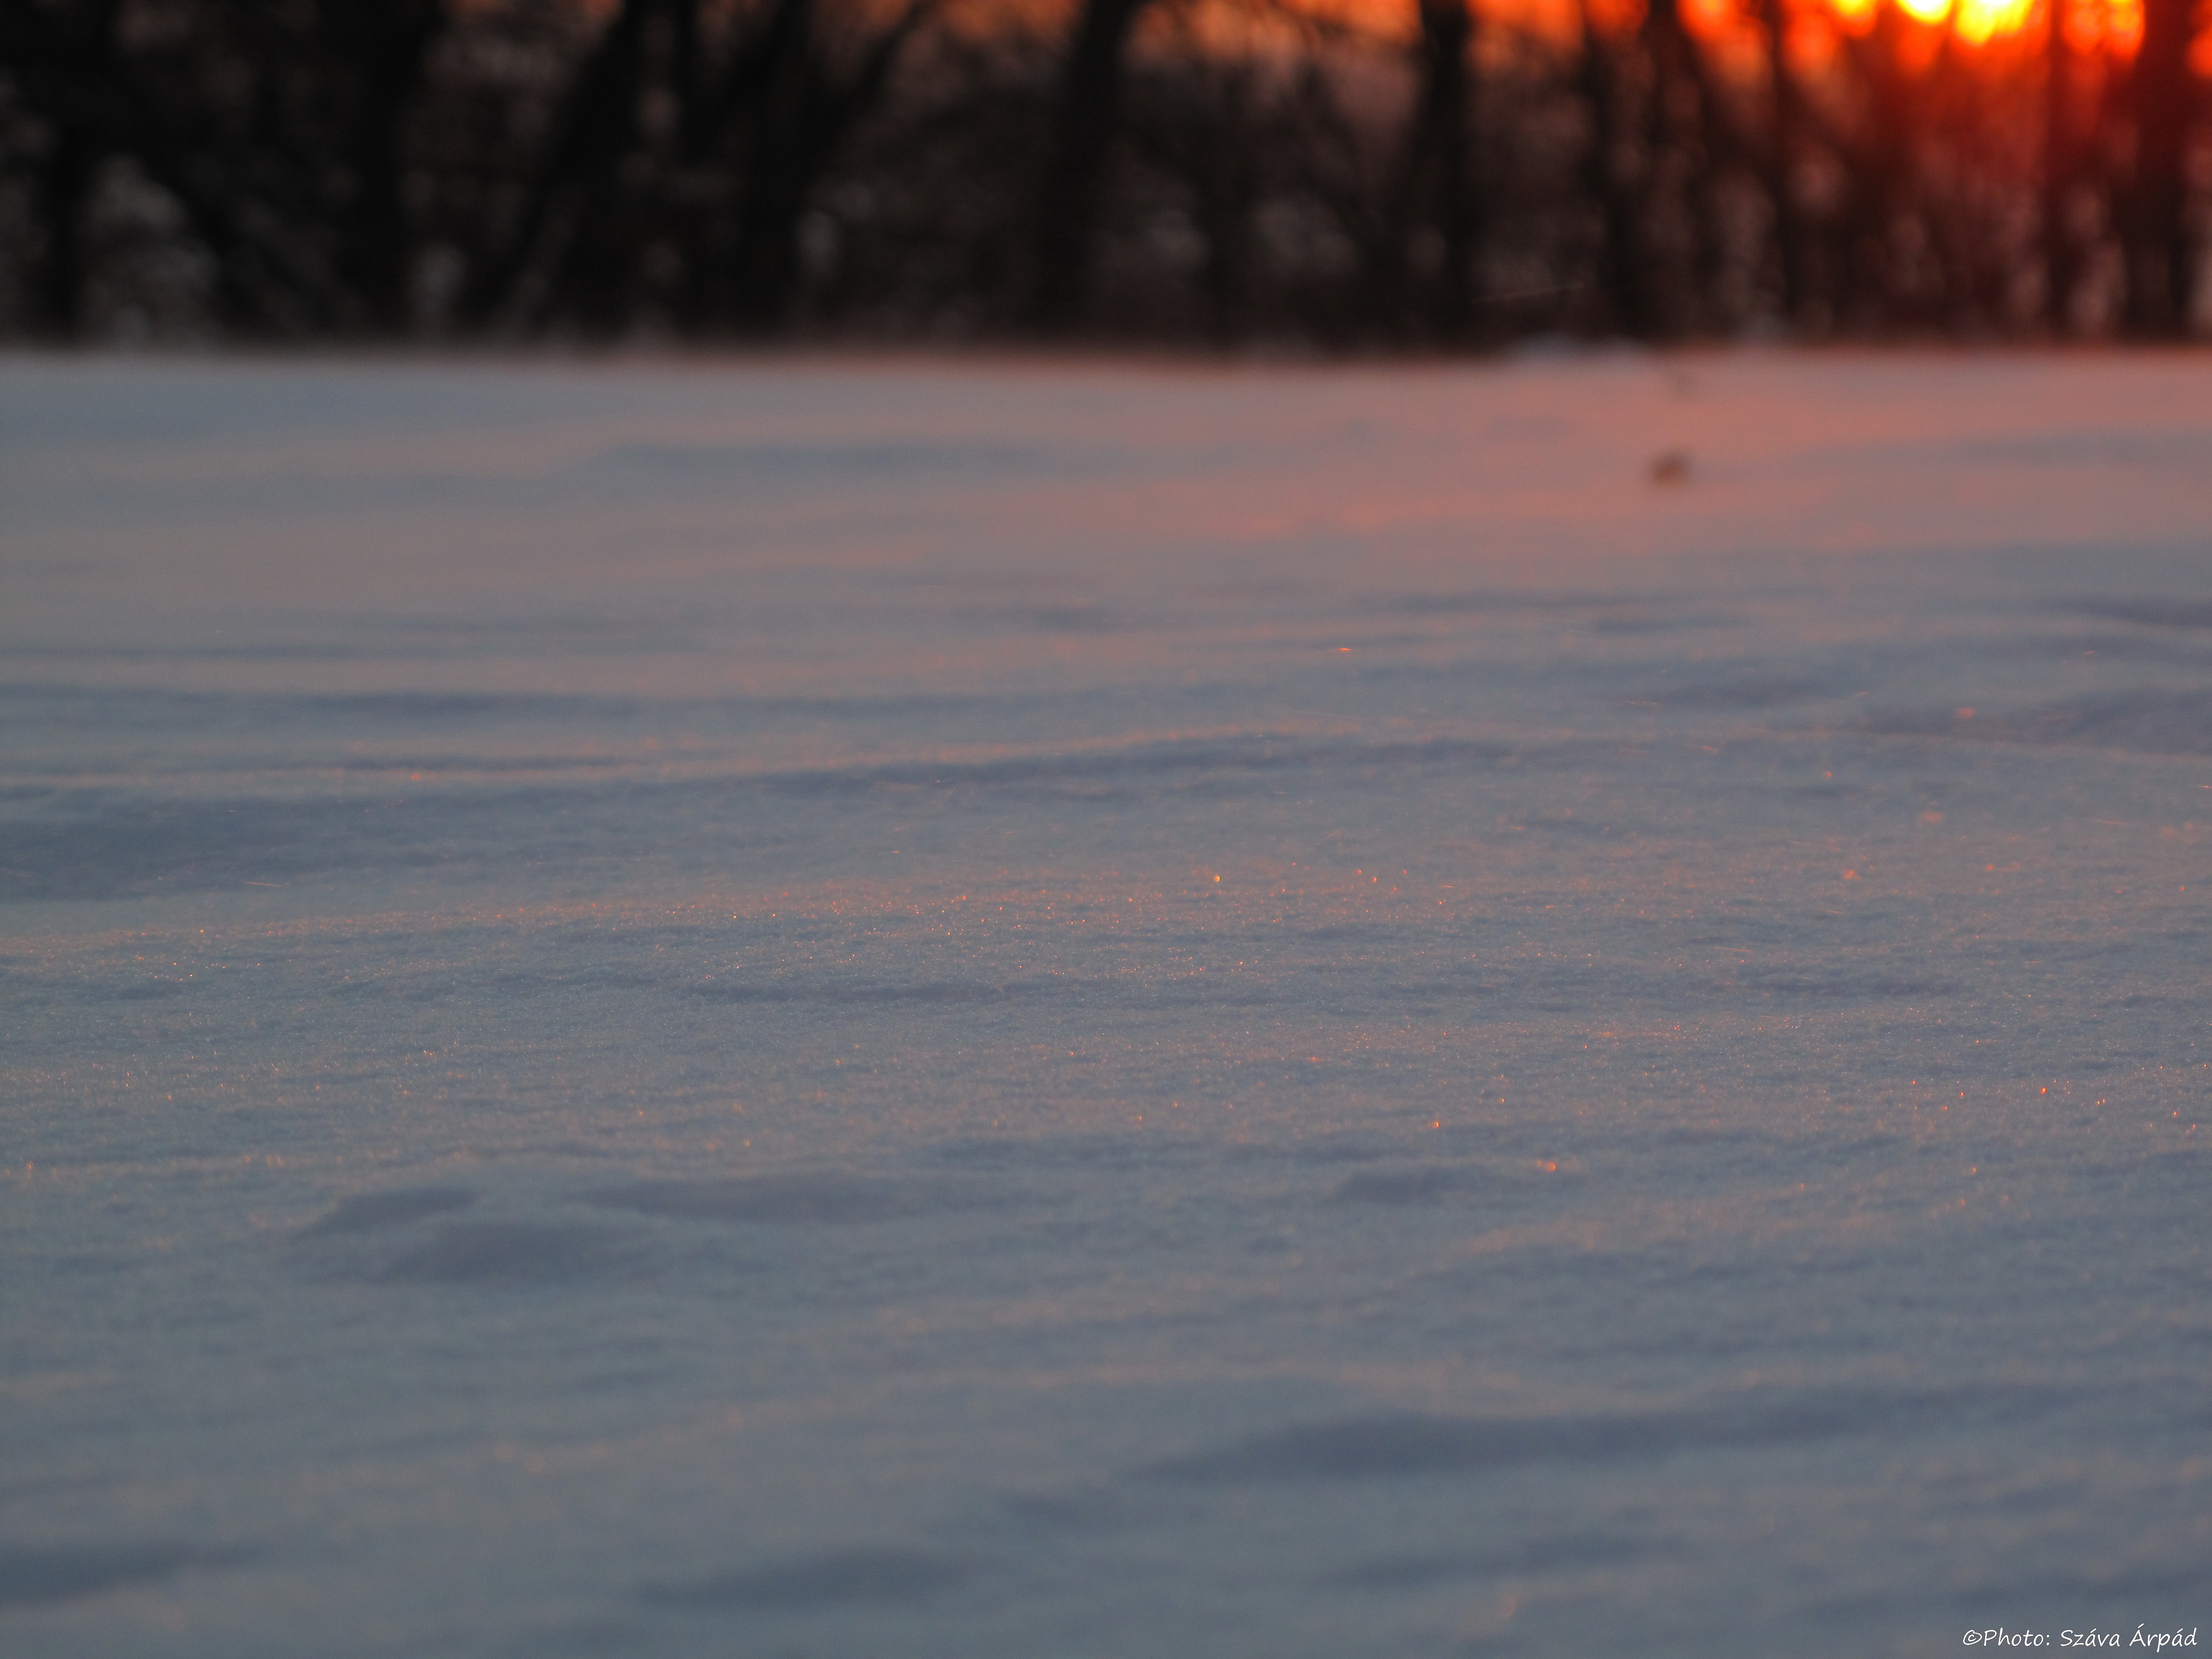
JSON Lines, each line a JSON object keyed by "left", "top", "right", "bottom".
{"left": 1577, "top": 0, "right": 1648, "bottom": 338}
{"left": 457, "top": 0, "right": 657, "bottom": 331}
{"left": 1638, "top": 0, "right": 1701, "bottom": 338}
{"left": 34, "top": 119, "right": 98, "bottom": 340}
{"left": 328, "top": 0, "right": 449, "bottom": 334}
{"left": 2043, "top": 0, "right": 2074, "bottom": 332}
{"left": 2124, "top": 0, "right": 2194, "bottom": 336}
{"left": 722, "top": 0, "right": 818, "bottom": 332}
{"left": 8, "top": 0, "right": 119, "bottom": 340}
{"left": 671, "top": 0, "right": 708, "bottom": 162}
{"left": 717, "top": 0, "right": 933, "bottom": 333}
{"left": 1761, "top": 0, "right": 1808, "bottom": 328}
{"left": 1033, "top": 0, "right": 1153, "bottom": 332}
{"left": 1192, "top": 77, "right": 1264, "bottom": 348}
{"left": 1409, "top": 0, "right": 1478, "bottom": 342}
{"left": 1836, "top": 8, "right": 1920, "bottom": 330}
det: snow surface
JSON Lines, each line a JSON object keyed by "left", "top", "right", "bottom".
{"left": 2, "top": 350, "right": 2208, "bottom": 1657}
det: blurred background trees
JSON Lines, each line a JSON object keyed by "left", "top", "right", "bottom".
{"left": 1, "top": 0, "right": 2203, "bottom": 346}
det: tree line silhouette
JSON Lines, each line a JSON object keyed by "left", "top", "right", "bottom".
{"left": 1, "top": 0, "right": 2202, "bottom": 346}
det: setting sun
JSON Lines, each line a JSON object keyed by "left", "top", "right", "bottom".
{"left": 1762, "top": 0, "right": 2146, "bottom": 48}
{"left": 1954, "top": 0, "right": 2032, "bottom": 43}
{"left": 1603, "top": 0, "right": 2157, "bottom": 50}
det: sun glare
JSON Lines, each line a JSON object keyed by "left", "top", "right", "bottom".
{"left": 1953, "top": 0, "right": 2034, "bottom": 43}
{"left": 1841, "top": 0, "right": 2152, "bottom": 48}
{"left": 1743, "top": 0, "right": 2157, "bottom": 50}
{"left": 1643, "top": 0, "right": 2152, "bottom": 49}
{"left": 1275, "top": 0, "right": 2162, "bottom": 55}
{"left": 1682, "top": 0, "right": 1733, "bottom": 36}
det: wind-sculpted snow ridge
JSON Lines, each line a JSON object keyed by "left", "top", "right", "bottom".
{"left": 5, "top": 354, "right": 2210, "bottom": 1658}
{"left": 2065, "top": 597, "right": 2212, "bottom": 632}
{"left": 1141, "top": 1384, "right": 2067, "bottom": 1482}
{"left": 0, "top": 1544, "right": 255, "bottom": 1610}
{"left": 636, "top": 1546, "right": 975, "bottom": 1610}
{"left": 1857, "top": 689, "right": 2212, "bottom": 754}
{"left": 582, "top": 1172, "right": 982, "bottom": 1224}
{"left": 365, "top": 1221, "right": 643, "bottom": 1288}
{"left": 294, "top": 1185, "right": 478, "bottom": 1237}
